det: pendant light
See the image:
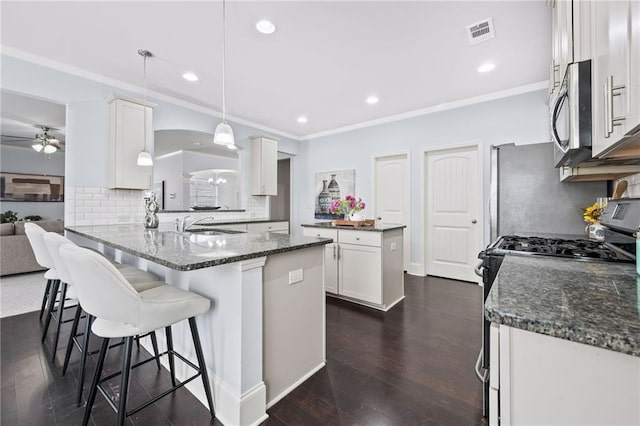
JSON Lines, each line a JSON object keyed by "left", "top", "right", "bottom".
{"left": 213, "top": 0, "right": 235, "bottom": 146}
{"left": 137, "top": 49, "right": 153, "bottom": 166}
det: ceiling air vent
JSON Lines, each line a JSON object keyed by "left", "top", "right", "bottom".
{"left": 465, "top": 18, "right": 495, "bottom": 45}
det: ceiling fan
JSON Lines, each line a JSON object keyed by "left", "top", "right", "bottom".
{"left": 1, "top": 126, "right": 65, "bottom": 153}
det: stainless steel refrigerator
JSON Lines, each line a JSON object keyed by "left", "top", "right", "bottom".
{"left": 490, "top": 142, "right": 606, "bottom": 241}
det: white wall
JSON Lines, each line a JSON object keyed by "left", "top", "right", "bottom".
{"left": 300, "top": 89, "right": 549, "bottom": 275}
{"left": 1, "top": 54, "right": 303, "bottom": 225}
{"left": 0, "top": 145, "right": 65, "bottom": 219}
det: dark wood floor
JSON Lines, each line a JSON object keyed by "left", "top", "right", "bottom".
{"left": 1, "top": 274, "right": 485, "bottom": 425}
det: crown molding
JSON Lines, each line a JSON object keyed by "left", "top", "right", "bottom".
{"left": 301, "top": 80, "right": 549, "bottom": 140}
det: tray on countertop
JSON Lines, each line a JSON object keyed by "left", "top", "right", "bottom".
{"left": 330, "top": 219, "right": 375, "bottom": 227}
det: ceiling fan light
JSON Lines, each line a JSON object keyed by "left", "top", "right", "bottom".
{"left": 214, "top": 122, "right": 235, "bottom": 146}
{"left": 137, "top": 150, "right": 153, "bottom": 166}
{"left": 43, "top": 144, "right": 58, "bottom": 154}
{"left": 32, "top": 143, "right": 44, "bottom": 152}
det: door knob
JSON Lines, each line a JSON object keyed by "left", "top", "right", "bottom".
{"left": 377, "top": 217, "right": 382, "bottom": 220}
{"left": 471, "top": 219, "right": 477, "bottom": 224}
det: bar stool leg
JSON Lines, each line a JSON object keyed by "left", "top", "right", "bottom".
{"left": 82, "top": 337, "right": 110, "bottom": 426}
{"left": 165, "top": 326, "right": 176, "bottom": 386}
{"left": 41, "top": 279, "right": 60, "bottom": 342}
{"left": 189, "top": 317, "right": 215, "bottom": 417}
{"left": 77, "top": 314, "right": 94, "bottom": 406}
{"left": 116, "top": 336, "right": 134, "bottom": 426}
{"left": 62, "top": 304, "right": 83, "bottom": 375}
{"left": 39, "top": 279, "right": 52, "bottom": 320}
{"left": 51, "top": 282, "right": 68, "bottom": 362}
{"left": 149, "top": 331, "right": 161, "bottom": 370}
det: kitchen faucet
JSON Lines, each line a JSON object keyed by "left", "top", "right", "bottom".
{"left": 175, "top": 215, "right": 215, "bottom": 232}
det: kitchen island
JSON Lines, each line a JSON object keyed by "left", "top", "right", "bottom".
{"left": 65, "top": 224, "right": 332, "bottom": 426}
{"left": 302, "top": 222, "right": 405, "bottom": 311}
{"left": 485, "top": 255, "right": 639, "bottom": 425}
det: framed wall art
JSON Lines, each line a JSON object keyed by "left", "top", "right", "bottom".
{"left": 0, "top": 172, "right": 64, "bottom": 202}
{"left": 314, "top": 169, "right": 355, "bottom": 219}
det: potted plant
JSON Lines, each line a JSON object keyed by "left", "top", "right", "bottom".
{"left": 329, "top": 195, "right": 366, "bottom": 221}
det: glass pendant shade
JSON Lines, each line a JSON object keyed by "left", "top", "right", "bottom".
{"left": 213, "top": 122, "right": 235, "bottom": 146}
{"left": 32, "top": 143, "right": 44, "bottom": 152}
{"left": 137, "top": 150, "right": 153, "bottom": 166}
{"left": 43, "top": 144, "right": 58, "bottom": 154}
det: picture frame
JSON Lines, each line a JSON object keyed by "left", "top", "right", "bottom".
{"left": 0, "top": 172, "right": 64, "bottom": 202}
{"left": 314, "top": 169, "right": 355, "bottom": 219}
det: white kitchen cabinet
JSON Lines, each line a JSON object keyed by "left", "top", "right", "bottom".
{"left": 492, "top": 325, "right": 640, "bottom": 425}
{"left": 107, "top": 94, "right": 154, "bottom": 190}
{"left": 591, "top": 0, "right": 640, "bottom": 158}
{"left": 251, "top": 136, "right": 278, "bottom": 196}
{"left": 247, "top": 221, "right": 289, "bottom": 234}
{"left": 548, "top": 0, "right": 591, "bottom": 101}
{"left": 303, "top": 226, "right": 404, "bottom": 311}
{"left": 559, "top": 163, "right": 640, "bottom": 182}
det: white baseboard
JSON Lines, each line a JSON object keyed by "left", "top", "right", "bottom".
{"left": 383, "top": 295, "right": 405, "bottom": 312}
{"left": 266, "top": 362, "right": 325, "bottom": 409}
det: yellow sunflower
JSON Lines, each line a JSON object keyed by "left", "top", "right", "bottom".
{"left": 583, "top": 203, "right": 601, "bottom": 224}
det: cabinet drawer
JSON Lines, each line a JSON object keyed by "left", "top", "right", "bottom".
{"left": 303, "top": 227, "right": 338, "bottom": 240}
{"left": 338, "top": 230, "right": 381, "bottom": 247}
{"left": 248, "top": 221, "right": 289, "bottom": 233}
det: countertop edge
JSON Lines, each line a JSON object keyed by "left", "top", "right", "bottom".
{"left": 65, "top": 227, "right": 332, "bottom": 271}
{"left": 301, "top": 223, "right": 406, "bottom": 232}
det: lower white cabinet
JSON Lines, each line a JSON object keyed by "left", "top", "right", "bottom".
{"left": 491, "top": 325, "right": 640, "bottom": 425}
{"left": 303, "top": 226, "right": 404, "bottom": 311}
{"left": 247, "top": 221, "right": 289, "bottom": 234}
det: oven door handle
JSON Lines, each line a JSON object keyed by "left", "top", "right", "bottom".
{"left": 474, "top": 349, "right": 488, "bottom": 383}
{"left": 474, "top": 260, "right": 484, "bottom": 278}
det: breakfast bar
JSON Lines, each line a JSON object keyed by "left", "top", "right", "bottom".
{"left": 65, "top": 224, "right": 332, "bottom": 426}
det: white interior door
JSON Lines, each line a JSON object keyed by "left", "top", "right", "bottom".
{"left": 374, "top": 153, "right": 410, "bottom": 271}
{"left": 425, "top": 145, "right": 482, "bottom": 283}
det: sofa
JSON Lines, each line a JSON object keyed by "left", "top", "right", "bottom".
{"left": 0, "top": 220, "right": 64, "bottom": 276}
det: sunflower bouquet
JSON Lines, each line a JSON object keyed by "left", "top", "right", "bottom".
{"left": 583, "top": 203, "right": 601, "bottom": 224}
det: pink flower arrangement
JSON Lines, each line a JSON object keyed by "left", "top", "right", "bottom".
{"left": 329, "top": 195, "right": 366, "bottom": 215}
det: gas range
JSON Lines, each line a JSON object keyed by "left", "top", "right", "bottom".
{"left": 487, "top": 235, "right": 634, "bottom": 263}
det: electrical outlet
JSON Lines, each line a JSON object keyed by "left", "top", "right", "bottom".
{"left": 288, "top": 268, "right": 304, "bottom": 285}
{"left": 390, "top": 242, "right": 397, "bottom": 251}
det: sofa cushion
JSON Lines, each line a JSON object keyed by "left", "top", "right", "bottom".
{"left": 0, "top": 223, "right": 14, "bottom": 236}
{"left": 14, "top": 219, "right": 64, "bottom": 235}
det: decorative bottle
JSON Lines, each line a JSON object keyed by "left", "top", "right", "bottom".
{"left": 317, "top": 180, "right": 332, "bottom": 214}
{"left": 328, "top": 174, "right": 341, "bottom": 201}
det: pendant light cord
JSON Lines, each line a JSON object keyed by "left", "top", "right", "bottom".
{"left": 222, "top": 0, "right": 227, "bottom": 123}
{"left": 143, "top": 52, "right": 148, "bottom": 151}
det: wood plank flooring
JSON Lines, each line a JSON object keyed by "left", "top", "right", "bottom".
{"left": 1, "top": 274, "right": 485, "bottom": 425}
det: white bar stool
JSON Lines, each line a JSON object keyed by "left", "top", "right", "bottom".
{"left": 43, "top": 232, "right": 163, "bottom": 405}
{"left": 60, "top": 243, "right": 215, "bottom": 426}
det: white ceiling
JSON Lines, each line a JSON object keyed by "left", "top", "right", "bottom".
{"left": 0, "top": 1, "right": 551, "bottom": 139}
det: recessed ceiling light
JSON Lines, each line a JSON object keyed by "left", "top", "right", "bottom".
{"left": 256, "top": 20, "right": 276, "bottom": 35}
{"left": 366, "top": 96, "right": 379, "bottom": 105}
{"left": 477, "top": 63, "right": 496, "bottom": 73}
{"left": 297, "top": 116, "right": 308, "bottom": 124}
{"left": 182, "top": 72, "right": 199, "bottom": 82}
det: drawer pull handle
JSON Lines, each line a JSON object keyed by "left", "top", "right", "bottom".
{"left": 356, "top": 237, "right": 360, "bottom": 240}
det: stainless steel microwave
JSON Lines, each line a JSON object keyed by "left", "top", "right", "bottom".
{"left": 551, "top": 60, "right": 592, "bottom": 168}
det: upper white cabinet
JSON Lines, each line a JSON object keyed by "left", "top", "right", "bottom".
{"left": 251, "top": 136, "right": 278, "bottom": 196}
{"left": 548, "top": 0, "right": 591, "bottom": 101}
{"left": 591, "top": 0, "right": 640, "bottom": 158}
{"left": 108, "top": 95, "right": 154, "bottom": 190}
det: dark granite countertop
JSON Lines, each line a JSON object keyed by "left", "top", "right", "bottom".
{"left": 301, "top": 222, "right": 406, "bottom": 232}
{"left": 485, "top": 255, "right": 640, "bottom": 357}
{"left": 65, "top": 224, "right": 330, "bottom": 271}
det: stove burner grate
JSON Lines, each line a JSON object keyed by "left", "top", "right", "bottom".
{"left": 495, "top": 236, "right": 624, "bottom": 261}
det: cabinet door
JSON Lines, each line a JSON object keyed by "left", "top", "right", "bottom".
{"left": 549, "top": 0, "right": 572, "bottom": 98}
{"left": 109, "top": 98, "right": 153, "bottom": 189}
{"left": 339, "top": 243, "right": 382, "bottom": 304}
{"left": 592, "top": 0, "right": 639, "bottom": 157}
{"left": 324, "top": 243, "right": 338, "bottom": 294}
{"left": 251, "top": 137, "right": 278, "bottom": 195}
